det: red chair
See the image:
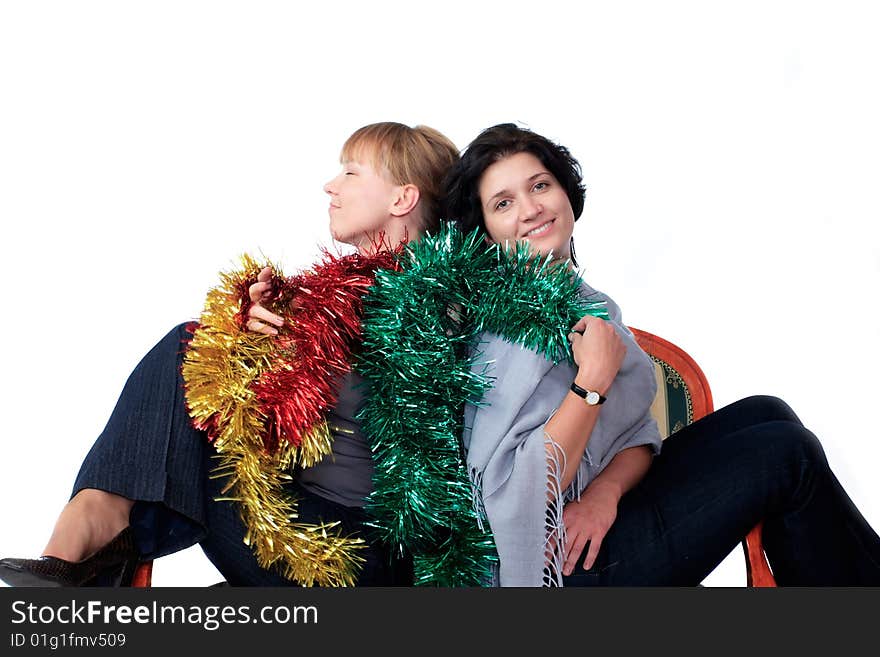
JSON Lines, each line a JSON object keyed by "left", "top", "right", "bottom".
{"left": 132, "top": 560, "right": 152, "bottom": 587}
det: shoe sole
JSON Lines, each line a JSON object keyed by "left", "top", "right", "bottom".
{"left": 0, "top": 563, "right": 66, "bottom": 587}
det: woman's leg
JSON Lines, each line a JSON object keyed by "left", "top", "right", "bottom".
{"left": 0, "top": 323, "right": 214, "bottom": 587}
{"left": 19, "top": 320, "right": 408, "bottom": 586}
{"left": 41, "top": 490, "right": 133, "bottom": 562}
{"left": 68, "top": 323, "right": 210, "bottom": 561}
{"left": 563, "top": 395, "right": 880, "bottom": 586}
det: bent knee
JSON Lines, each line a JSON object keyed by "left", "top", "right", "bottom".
{"left": 738, "top": 394, "right": 802, "bottom": 425}
{"left": 761, "top": 421, "right": 827, "bottom": 472}
{"left": 173, "top": 321, "right": 198, "bottom": 339}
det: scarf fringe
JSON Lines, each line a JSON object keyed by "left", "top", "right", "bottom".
{"left": 469, "top": 467, "right": 489, "bottom": 533}
{"left": 543, "top": 431, "right": 567, "bottom": 587}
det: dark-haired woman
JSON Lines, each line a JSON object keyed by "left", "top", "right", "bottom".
{"left": 442, "top": 123, "right": 880, "bottom": 586}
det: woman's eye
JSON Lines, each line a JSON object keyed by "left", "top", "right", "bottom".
{"left": 495, "top": 199, "right": 511, "bottom": 211}
{"left": 533, "top": 181, "right": 548, "bottom": 191}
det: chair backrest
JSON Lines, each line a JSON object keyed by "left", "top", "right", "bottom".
{"left": 629, "top": 327, "right": 714, "bottom": 435}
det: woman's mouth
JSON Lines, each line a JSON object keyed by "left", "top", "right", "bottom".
{"left": 524, "top": 218, "right": 555, "bottom": 237}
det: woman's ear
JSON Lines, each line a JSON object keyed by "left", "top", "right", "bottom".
{"left": 390, "top": 184, "right": 420, "bottom": 217}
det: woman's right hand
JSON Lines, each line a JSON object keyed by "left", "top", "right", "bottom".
{"left": 567, "top": 315, "right": 626, "bottom": 395}
{"left": 246, "top": 266, "right": 285, "bottom": 335}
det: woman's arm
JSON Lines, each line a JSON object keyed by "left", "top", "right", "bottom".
{"left": 586, "top": 442, "right": 653, "bottom": 502}
{"left": 544, "top": 313, "right": 627, "bottom": 489}
{"left": 561, "top": 444, "right": 653, "bottom": 575}
{"left": 464, "top": 316, "right": 658, "bottom": 586}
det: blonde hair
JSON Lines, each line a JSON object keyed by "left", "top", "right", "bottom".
{"left": 340, "top": 122, "right": 459, "bottom": 233}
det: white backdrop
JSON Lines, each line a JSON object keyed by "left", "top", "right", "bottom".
{"left": 1, "top": 0, "right": 877, "bottom": 587}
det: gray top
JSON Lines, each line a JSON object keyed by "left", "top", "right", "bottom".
{"left": 462, "top": 282, "right": 662, "bottom": 586}
{"left": 294, "top": 371, "right": 374, "bottom": 508}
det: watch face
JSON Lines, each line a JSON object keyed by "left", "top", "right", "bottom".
{"left": 586, "top": 391, "right": 601, "bottom": 405}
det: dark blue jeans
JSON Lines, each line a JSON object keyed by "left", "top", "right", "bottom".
{"left": 72, "top": 323, "right": 411, "bottom": 586}
{"left": 562, "top": 395, "right": 880, "bottom": 586}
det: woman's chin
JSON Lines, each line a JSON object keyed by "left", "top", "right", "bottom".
{"left": 528, "top": 238, "right": 571, "bottom": 262}
{"left": 519, "top": 239, "right": 553, "bottom": 260}
{"left": 329, "top": 228, "right": 354, "bottom": 245}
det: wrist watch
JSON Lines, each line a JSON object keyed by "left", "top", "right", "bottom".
{"left": 570, "top": 382, "right": 607, "bottom": 406}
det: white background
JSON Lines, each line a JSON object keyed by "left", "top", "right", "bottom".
{"left": 1, "top": 0, "right": 877, "bottom": 587}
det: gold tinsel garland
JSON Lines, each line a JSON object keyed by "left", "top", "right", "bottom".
{"left": 182, "top": 254, "right": 366, "bottom": 587}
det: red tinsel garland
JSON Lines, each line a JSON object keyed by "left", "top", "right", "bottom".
{"left": 181, "top": 246, "right": 402, "bottom": 586}
{"left": 250, "top": 249, "right": 399, "bottom": 454}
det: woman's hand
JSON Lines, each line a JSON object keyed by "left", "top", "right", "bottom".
{"left": 567, "top": 315, "right": 626, "bottom": 394}
{"left": 561, "top": 479, "right": 621, "bottom": 576}
{"left": 246, "top": 266, "right": 285, "bottom": 335}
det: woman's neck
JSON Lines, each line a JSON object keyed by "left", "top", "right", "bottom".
{"left": 355, "top": 221, "right": 418, "bottom": 256}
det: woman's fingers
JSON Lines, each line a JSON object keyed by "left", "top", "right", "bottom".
{"left": 569, "top": 316, "right": 626, "bottom": 383}
{"left": 249, "top": 268, "right": 274, "bottom": 303}
{"left": 582, "top": 532, "right": 606, "bottom": 571}
{"left": 570, "top": 314, "right": 597, "bottom": 334}
{"left": 248, "top": 304, "right": 284, "bottom": 328}
{"left": 249, "top": 280, "right": 272, "bottom": 304}
{"left": 245, "top": 318, "right": 277, "bottom": 336}
{"left": 568, "top": 314, "right": 601, "bottom": 347}
{"left": 247, "top": 267, "right": 285, "bottom": 335}
{"left": 562, "top": 530, "right": 588, "bottom": 576}
{"left": 257, "top": 266, "right": 272, "bottom": 283}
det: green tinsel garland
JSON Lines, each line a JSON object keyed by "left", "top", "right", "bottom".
{"left": 356, "top": 223, "right": 609, "bottom": 586}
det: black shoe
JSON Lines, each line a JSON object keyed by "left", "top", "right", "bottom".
{"left": 0, "top": 527, "right": 140, "bottom": 587}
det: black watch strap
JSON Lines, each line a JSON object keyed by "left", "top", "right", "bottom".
{"left": 570, "top": 382, "right": 607, "bottom": 405}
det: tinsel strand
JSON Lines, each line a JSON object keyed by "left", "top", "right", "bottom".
{"left": 182, "top": 251, "right": 398, "bottom": 586}
{"left": 252, "top": 249, "right": 399, "bottom": 461}
{"left": 357, "top": 223, "right": 608, "bottom": 586}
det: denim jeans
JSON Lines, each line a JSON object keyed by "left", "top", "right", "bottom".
{"left": 562, "top": 395, "right": 880, "bottom": 586}
{"left": 72, "top": 323, "right": 411, "bottom": 586}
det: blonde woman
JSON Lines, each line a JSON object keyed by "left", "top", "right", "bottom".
{"left": 0, "top": 122, "right": 459, "bottom": 587}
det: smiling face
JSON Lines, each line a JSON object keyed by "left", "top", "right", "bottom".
{"left": 323, "top": 152, "right": 402, "bottom": 254}
{"left": 478, "top": 151, "right": 575, "bottom": 261}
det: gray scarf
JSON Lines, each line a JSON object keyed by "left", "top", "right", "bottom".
{"left": 461, "top": 285, "right": 661, "bottom": 586}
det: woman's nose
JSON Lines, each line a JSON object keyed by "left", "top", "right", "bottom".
{"left": 520, "top": 198, "right": 541, "bottom": 221}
